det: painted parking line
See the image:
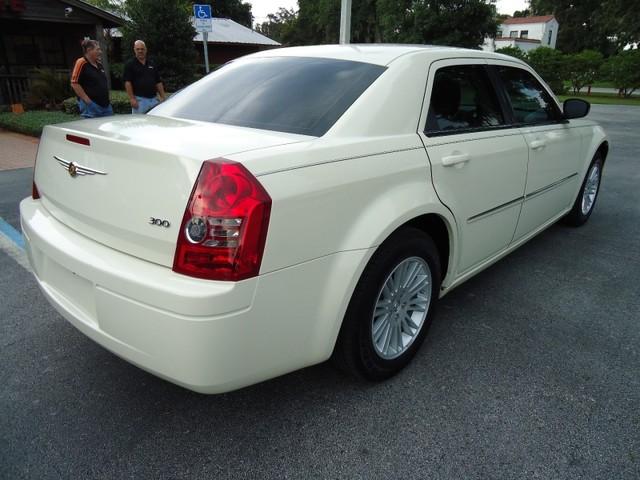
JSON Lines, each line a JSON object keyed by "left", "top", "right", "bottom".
{"left": 0, "top": 216, "right": 31, "bottom": 271}
{"left": 0, "top": 216, "right": 24, "bottom": 249}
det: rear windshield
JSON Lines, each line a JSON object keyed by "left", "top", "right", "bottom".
{"left": 151, "top": 56, "right": 386, "bottom": 137}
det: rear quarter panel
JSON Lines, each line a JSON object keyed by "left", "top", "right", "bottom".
{"left": 251, "top": 135, "right": 455, "bottom": 275}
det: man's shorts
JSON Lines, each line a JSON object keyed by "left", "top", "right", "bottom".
{"left": 78, "top": 99, "right": 114, "bottom": 118}
{"left": 132, "top": 96, "right": 159, "bottom": 114}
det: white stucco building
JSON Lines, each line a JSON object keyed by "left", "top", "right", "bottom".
{"left": 483, "top": 15, "right": 559, "bottom": 53}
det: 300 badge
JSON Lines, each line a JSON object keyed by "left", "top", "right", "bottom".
{"left": 149, "top": 217, "right": 171, "bottom": 228}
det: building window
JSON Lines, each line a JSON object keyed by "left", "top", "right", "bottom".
{"left": 497, "top": 30, "right": 503, "bottom": 38}
{"left": 510, "top": 31, "right": 518, "bottom": 38}
{"left": 2, "top": 34, "right": 66, "bottom": 74}
{"left": 548, "top": 30, "right": 553, "bottom": 44}
{"left": 520, "top": 30, "right": 529, "bottom": 39}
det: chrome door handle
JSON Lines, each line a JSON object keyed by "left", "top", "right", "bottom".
{"left": 529, "top": 140, "right": 546, "bottom": 150}
{"left": 442, "top": 153, "right": 471, "bottom": 167}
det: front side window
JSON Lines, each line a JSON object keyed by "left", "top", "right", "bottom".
{"left": 510, "top": 30, "right": 518, "bottom": 38}
{"left": 152, "top": 57, "right": 385, "bottom": 137}
{"left": 520, "top": 30, "right": 529, "bottom": 39}
{"left": 425, "top": 65, "right": 505, "bottom": 134}
{"left": 496, "top": 66, "right": 561, "bottom": 124}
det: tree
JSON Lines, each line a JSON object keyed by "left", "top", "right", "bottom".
{"left": 122, "top": 0, "right": 197, "bottom": 91}
{"left": 259, "top": 0, "right": 498, "bottom": 48}
{"left": 529, "top": 0, "right": 640, "bottom": 54}
{"left": 379, "top": 0, "right": 498, "bottom": 48}
{"left": 256, "top": 8, "right": 299, "bottom": 44}
{"left": 495, "top": 46, "right": 528, "bottom": 62}
{"left": 526, "top": 47, "right": 566, "bottom": 94}
{"left": 512, "top": 9, "right": 531, "bottom": 18}
{"left": 601, "top": 0, "right": 640, "bottom": 52}
{"left": 600, "top": 50, "right": 640, "bottom": 97}
{"left": 190, "top": 0, "right": 253, "bottom": 28}
{"left": 83, "top": 0, "right": 124, "bottom": 15}
{"left": 565, "top": 50, "right": 603, "bottom": 94}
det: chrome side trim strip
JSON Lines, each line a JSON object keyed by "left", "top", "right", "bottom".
{"left": 467, "top": 172, "right": 578, "bottom": 224}
{"left": 467, "top": 196, "right": 523, "bottom": 223}
{"left": 525, "top": 173, "right": 578, "bottom": 201}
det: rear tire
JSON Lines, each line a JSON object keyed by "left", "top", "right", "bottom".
{"left": 332, "top": 227, "right": 441, "bottom": 381}
{"left": 564, "top": 153, "right": 604, "bottom": 227}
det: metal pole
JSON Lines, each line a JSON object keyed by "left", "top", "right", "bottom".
{"left": 203, "top": 31, "right": 210, "bottom": 73}
{"left": 339, "top": 0, "right": 352, "bottom": 44}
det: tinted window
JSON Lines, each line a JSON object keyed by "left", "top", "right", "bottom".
{"left": 152, "top": 57, "right": 385, "bottom": 137}
{"left": 497, "top": 66, "right": 560, "bottom": 124}
{"left": 425, "top": 65, "right": 505, "bottom": 134}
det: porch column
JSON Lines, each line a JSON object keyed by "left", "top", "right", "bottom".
{"left": 95, "top": 21, "right": 111, "bottom": 90}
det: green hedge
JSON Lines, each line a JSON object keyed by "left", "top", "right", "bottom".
{"left": 0, "top": 111, "right": 80, "bottom": 137}
{"left": 63, "top": 90, "right": 132, "bottom": 115}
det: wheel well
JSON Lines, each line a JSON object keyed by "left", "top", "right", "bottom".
{"left": 404, "top": 214, "right": 450, "bottom": 280}
{"left": 597, "top": 141, "right": 609, "bottom": 165}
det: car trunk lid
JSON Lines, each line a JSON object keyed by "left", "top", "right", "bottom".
{"left": 34, "top": 115, "right": 308, "bottom": 267}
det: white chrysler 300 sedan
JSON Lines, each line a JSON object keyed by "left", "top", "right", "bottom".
{"left": 20, "top": 45, "right": 608, "bottom": 393}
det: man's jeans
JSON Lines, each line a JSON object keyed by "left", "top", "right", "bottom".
{"left": 78, "top": 99, "right": 113, "bottom": 118}
{"left": 132, "top": 96, "right": 159, "bottom": 114}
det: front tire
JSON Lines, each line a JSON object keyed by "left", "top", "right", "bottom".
{"left": 332, "top": 228, "right": 441, "bottom": 381}
{"left": 564, "top": 153, "right": 604, "bottom": 227}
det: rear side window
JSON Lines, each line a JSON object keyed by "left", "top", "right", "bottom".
{"left": 152, "top": 57, "right": 385, "bottom": 137}
{"left": 425, "top": 65, "right": 505, "bottom": 134}
{"left": 496, "top": 66, "right": 561, "bottom": 124}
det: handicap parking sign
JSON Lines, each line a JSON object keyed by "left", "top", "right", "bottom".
{"left": 194, "top": 4, "right": 212, "bottom": 32}
{"left": 194, "top": 4, "right": 212, "bottom": 19}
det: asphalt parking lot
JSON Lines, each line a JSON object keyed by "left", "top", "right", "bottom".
{"left": 1, "top": 105, "right": 639, "bottom": 479}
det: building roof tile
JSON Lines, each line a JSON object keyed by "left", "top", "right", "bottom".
{"left": 502, "top": 15, "right": 555, "bottom": 25}
{"left": 193, "top": 18, "right": 280, "bottom": 46}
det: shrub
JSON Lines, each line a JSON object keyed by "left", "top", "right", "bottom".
{"left": 110, "top": 62, "right": 125, "bottom": 90}
{"left": 565, "top": 50, "right": 604, "bottom": 94}
{"left": 63, "top": 90, "right": 131, "bottom": 114}
{"left": 0, "top": 111, "right": 80, "bottom": 137}
{"left": 495, "top": 46, "right": 528, "bottom": 62}
{"left": 526, "top": 47, "right": 567, "bottom": 94}
{"left": 26, "top": 69, "right": 73, "bottom": 110}
{"left": 600, "top": 50, "right": 640, "bottom": 98}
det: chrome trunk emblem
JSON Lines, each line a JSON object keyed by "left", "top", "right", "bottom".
{"left": 54, "top": 156, "right": 107, "bottom": 177}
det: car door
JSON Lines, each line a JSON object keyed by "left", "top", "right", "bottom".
{"left": 492, "top": 63, "right": 584, "bottom": 241}
{"left": 418, "top": 59, "right": 529, "bottom": 276}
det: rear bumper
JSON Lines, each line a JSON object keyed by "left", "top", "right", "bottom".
{"left": 20, "top": 198, "right": 370, "bottom": 393}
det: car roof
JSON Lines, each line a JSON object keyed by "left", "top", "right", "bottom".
{"left": 246, "top": 44, "right": 526, "bottom": 67}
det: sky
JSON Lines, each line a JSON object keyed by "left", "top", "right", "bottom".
{"left": 251, "top": 0, "right": 530, "bottom": 25}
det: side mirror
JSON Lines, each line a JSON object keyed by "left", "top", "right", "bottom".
{"left": 563, "top": 98, "right": 590, "bottom": 119}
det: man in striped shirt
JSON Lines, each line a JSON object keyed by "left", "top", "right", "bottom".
{"left": 70, "top": 39, "right": 113, "bottom": 118}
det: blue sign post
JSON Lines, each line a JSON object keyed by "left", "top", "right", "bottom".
{"left": 194, "top": 4, "right": 212, "bottom": 73}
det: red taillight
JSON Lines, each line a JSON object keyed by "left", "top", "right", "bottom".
{"left": 32, "top": 138, "right": 40, "bottom": 199}
{"left": 173, "top": 159, "right": 272, "bottom": 281}
{"left": 66, "top": 134, "right": 90, "bottom": 146}
{"left": 9, "top": 0, "right": 26, "bottom": 13}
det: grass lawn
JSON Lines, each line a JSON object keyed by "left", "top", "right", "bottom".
{"left": 564, "top": 81, "right": 616, "bottom": 89}
{"left": 0, "top": 110, "right": 80, "bottom": 137}
{"left": 558, "top": 92, "right": 640, "bottom": 106}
